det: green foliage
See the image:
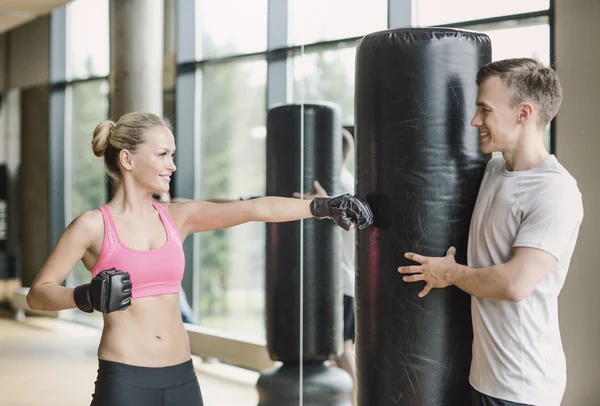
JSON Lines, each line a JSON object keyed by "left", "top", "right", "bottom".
{"left": 197, "top": 57, "right": 266, "bottom": 319}
{"left": 294, "top": 48, "right": 355, "bottom": 125}
{"left": 71, "top": 80, "right": 109, "bottom": 218}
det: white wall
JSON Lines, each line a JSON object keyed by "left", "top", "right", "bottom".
{"left": 555, "top": 0, "right": 600, "bottom": 404}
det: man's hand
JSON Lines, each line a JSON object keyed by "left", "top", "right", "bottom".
{"left": 293, "top": 180, "right": 328, "bottom": 200}
{"left": 397, "top": 247, "right": 457, "bottom": 297}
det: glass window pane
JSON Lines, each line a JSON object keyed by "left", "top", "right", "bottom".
{"left": 67, "top": 80, "right": 109, "bottom": 290}
{"left": 197, "top": 58, "right": 267, "bottom": 339}
{"left": 293, "top": 45, "right": 356, "bottom": 125}
{"left": 291, "top": 0, "right": 387, "bottom": 45}
{"left": 416, "top": 0, "right": 549, "bottom": 26}
{"left": 485, "top": 23, "right": 550, "bottom": 64}
{"left": 196, "top": 0, "right": 267, "bottom": 60}
{"left": 67, "top": 0, "right": 109, "bottom": 80}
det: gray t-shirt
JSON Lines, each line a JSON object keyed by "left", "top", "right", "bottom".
{"left": 467, "top": 155, "right": 584, "bottom": 405}
{"left": 340, "top": 167, "right": 356, "bottom": 297}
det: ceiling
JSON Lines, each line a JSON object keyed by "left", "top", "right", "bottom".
{"left": 0, "top": 0, "right": 73, "bottom": 35}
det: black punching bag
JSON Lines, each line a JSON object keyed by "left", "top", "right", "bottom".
{"left": 354, "top": 28, "right": 492, "bottom": 406}
{"left": 256, "top": 103, "right": 353, "bottom": 406}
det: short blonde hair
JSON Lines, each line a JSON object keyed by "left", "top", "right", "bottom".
{"left": 91, "top": 112, "right": 172, "bottom": 183}
{"left": 476, "top": 58, "right": 562, "bottom": 127}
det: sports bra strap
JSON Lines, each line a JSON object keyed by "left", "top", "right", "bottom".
{"left": 98, "top": 204, "right": 119, "bottom": 246}
{"left": 151, "top": 201, "right": 182, "bottom": 243}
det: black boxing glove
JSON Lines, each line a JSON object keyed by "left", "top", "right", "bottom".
{"left": 73, "top": 268, "right": 132, "bottom": 314}
{"left": 310, "top": 193, "right": 374, "bottom": 231}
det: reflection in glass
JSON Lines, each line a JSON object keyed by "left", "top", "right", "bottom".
{"left": 416, "top": 0, "right": 549, "bottom": 26}
{"left": 196, "top": 0, "right": 267, "bottom": 60}
{"left": 67, "top": 0, "right": 109, "bottom": 80}
{"left": 67, "top": 80, "right": 109, "bottom": 287}
{"left": 292, "top": 46, "right": 356, "bottom": 125}
{"left": 197, "top": 58, "right": 267, "bottom": 339}
{"left": 290, "top": 0, "right": 386, "bottom": 45}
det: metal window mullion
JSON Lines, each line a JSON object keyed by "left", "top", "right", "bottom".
{"left": 48, "top": 86, "right": 67, "bottom": 256}
{"left": 50, "top": 8, "right": 67, "bottom": 85}
{"left": 548, "top": 0, "right": 556, "bottom": 155}
{"left": 176, "top": 0, "right": 200, "bottom": 317}
{"left": 48, "top": 7, "right": 68, "bottom": 253}
{"left": 177, "top": 0, "right": 197, "bottom": 65}
{"left": 63, "top": 86, "right": 74, "bottom": 224}
{"left": 267, "top": 0, "right": 289, "bottom": 107}
{"left": 388, "top": 0, "right": 413, "bottom": 29}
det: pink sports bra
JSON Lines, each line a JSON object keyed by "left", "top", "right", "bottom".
{"left": 91, "top": 201, "right": 185, "bottom": 300}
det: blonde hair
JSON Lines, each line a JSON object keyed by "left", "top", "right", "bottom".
{"left": 91, "top": 112, "right": 172, "bottom": 183}
{"left": 476, "top": 58, "right": 563, "bottom": 127}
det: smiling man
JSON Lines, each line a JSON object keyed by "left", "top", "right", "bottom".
{"left": 398, "top": 58, "right": 584, "bottom": 406}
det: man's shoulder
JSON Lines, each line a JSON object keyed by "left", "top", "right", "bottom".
{"left": 547, "top": 155, "right": 579, "bottom": 184}
{"left": 532, "top": 156, "right": 580, "bottom": 193}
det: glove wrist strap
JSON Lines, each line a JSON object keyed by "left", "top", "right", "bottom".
{"left": 310, "top": 197, "right": 331, "bottom": 219}
{"left": 74, "top": 284, "right": 94, "bottom": 313}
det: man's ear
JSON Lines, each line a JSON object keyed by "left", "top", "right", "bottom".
{"left": 119, "top": 149, "right": 134, "bottom": 171}
{"left": 517, "top": 102, "right": 534, "bottom": 124}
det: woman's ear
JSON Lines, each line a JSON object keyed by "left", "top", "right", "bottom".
{"left": 119, "top": 149, "right": 134, "bottom": 171}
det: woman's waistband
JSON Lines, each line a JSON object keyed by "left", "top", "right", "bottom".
{"left": 96, "top": 358, "right": 197, "bottom": 389}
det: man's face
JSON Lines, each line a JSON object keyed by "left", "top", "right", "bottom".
{"left": 471, "top": 76, "right": 521, "bottom": 155}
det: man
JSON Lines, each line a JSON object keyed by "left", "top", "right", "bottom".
{"left": 398, "top": 58, "right": 584, "bottom": 406}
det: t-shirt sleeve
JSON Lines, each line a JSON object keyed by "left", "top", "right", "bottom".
{"left": 513, "top": 179, "right": 584, "bottom": 261}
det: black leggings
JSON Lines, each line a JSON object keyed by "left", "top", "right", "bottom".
{"left": 90, "top": 359, "right": 204, "bottom": 406}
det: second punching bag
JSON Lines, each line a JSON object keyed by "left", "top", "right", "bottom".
{"left": 355, "top": 29, "right": 492, "bottom": 405}
{"left": 265, "top": 102, "right": 343, "bottom": 362}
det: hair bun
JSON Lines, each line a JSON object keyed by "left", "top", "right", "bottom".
{"left": 91, "top": 120, "right": 116, "bottom": 157}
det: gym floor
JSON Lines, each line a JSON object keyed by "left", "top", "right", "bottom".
{"left": 0, "top": 310, "right": 259, "bottom": 406}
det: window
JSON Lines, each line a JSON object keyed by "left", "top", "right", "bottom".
{"left": 293, "top": 45, "right": 356, "bottom": 125}
{"left": 290, "top": 0, "right": 387, "bottom": 45}
{"left": 415, "top": 0, "right": 550, "bottom": 26}
{"left": 66, "top": 0, "right": 109, "bottom": 80}
{"left": 197, "top": 58, "right": 267, "bottom": 339}
{"left": 196, "top": 0, "right": 267, "bottom": 60}
{"left": 67, "top": 80, "right": 109, "bottom": 288}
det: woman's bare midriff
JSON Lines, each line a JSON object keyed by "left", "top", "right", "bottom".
{"left": 97, "top": 293, "right": 191, "bottom": 367}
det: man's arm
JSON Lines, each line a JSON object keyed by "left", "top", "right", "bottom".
{"left": 448, "top": 247, "right": 556, "bottom": 301}
{"left": 399, "top": 246, "right": 557, "bottom": 301}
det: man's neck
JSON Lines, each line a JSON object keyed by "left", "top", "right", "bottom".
{"left": 502, "top": 129, "right": 549, "bottom": 172}
{"left": 503, "top": 150, "right": 550, "bottom": 172}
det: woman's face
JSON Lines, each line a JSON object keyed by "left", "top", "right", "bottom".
{"left": 128, "top": 126, "right": 177, "bottom": 194}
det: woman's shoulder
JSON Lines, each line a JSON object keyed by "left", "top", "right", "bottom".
{"left": 156, "top": 200, "right": 186, "bottom": 228}
{"left": 68, "top": 208, "right": 105, "bottom": 239}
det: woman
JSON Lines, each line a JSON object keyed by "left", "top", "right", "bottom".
{"left": 26, "top": 112, "right": 373, "bottom": 406}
